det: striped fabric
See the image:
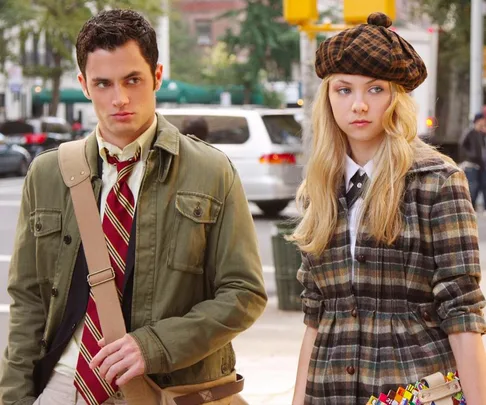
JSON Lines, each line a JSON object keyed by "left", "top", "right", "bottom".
{"left": 74, "top": 149, "right": 140, "bottom": 405}
{"left": 297, "top": 156, "right": 486, "bottom": 404}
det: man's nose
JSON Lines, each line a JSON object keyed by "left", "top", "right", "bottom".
{"left": 112, "top": 86, "right": 129, "bottom": 108}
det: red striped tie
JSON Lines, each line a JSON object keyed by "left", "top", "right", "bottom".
{"left": 74, "top": 148, "right": 140, "bottom": 405}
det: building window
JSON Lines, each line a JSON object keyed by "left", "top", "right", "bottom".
{"left": 195, "top": 20, "right": 212, "bottom": 46}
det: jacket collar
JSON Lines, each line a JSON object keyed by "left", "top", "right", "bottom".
{"left": 84, "top": 112, "right": 180, "bottom": 180}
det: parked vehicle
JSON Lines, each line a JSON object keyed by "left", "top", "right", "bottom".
{"left": 157, "top": 107, "right": 304, "bottom": 216}
{"left": 0, "top": 116, "right": 72, "bottom": 156}
{"left": 0, "top": 133, "right": 31, "bottom": 176}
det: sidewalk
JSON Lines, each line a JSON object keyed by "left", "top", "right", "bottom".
{"left": 233, "top": 296, "right": 304, "bottom": 405}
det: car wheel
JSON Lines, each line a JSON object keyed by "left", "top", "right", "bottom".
{"left": 17, "top": 158, "right": 29, "bottom": 177}
{"left": 256, "top": 200, "right": 289, "bottom": 217}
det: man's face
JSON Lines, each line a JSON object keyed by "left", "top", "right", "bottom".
{"left": 78, "top": 40, "right": 163, "bottom": 145}
{"left": 475, "top": 118, "right": 486, "bottom": 133}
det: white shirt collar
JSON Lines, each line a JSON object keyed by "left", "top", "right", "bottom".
{"left": 345, "top": 155, "right": 374, "bottom": 191}
{"left": 96, "top": 115, "right": 157, "bottom": 163}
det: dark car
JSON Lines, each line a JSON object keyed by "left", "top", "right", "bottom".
{"left": 0, "top": 117, "right": 72, "bottom": 157}
{"left": 0, "top": 134, "right": 31, "bottom": 176}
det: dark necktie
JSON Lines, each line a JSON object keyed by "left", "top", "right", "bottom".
{"left": 74, "top": 148, "right": 140, "bottom": 405}
{"left": 346, "top": 170, "right": 369, "bottom": 209}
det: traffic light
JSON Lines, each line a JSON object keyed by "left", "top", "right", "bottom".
{"left": 343, "top": 0, "right": 396, "bottom": 24}
{"left": 283, "top": 0, "right": 318, "bottom": 25}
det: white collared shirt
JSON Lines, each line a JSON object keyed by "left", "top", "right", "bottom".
{"left": 53, "top": 115, "right": 157, "bottom": 378}
{"left": 345, "top": 155, "right": 373, "bottom": 282}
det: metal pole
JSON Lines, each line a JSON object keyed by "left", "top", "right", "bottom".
{"left": 300, "top": 32, "right": 319, "bottom": 163}
{"left": 470, "top": 0, "right": 483, "bottom": 120}
{"left": 158, "top": 0, "right": 171, "bottom": 79}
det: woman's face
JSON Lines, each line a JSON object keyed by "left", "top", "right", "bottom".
{"left": 328, "top": 74, "right": 392, "bottom": 159}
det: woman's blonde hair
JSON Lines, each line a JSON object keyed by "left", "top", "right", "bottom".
{"left": 289, "top": 75, "right": 453, "bottom": 257}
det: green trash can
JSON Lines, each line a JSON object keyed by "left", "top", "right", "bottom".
{"left": 271, "top": 221, "right": 303, "bottom": 311}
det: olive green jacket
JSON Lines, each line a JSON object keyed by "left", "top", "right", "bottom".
{"left": 0, "top": 114, "right": 267, "bottom": 405}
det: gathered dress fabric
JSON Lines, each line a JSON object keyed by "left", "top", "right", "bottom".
{"left": 297, "top": 157, "right": 486, "bottom": 404}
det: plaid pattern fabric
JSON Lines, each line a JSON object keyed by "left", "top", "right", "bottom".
{"left": 315, "top": 12, "right": 427, "bottom": 92}
{"left": 297, "top": 156, "right": 486, "bottom": 404}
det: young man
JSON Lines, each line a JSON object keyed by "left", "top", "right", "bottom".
{"left": 460, "top": 112, "right": 486, "bottom": 209}
{"left": 0, "top": 9, "right": 267, "bottom": 405}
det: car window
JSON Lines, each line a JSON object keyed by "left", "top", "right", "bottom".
{"left": 164, "top": 115, "right": 250, "bottom": 144}
{"left": 262, "top": 115, "right": 302, "bottom": 145}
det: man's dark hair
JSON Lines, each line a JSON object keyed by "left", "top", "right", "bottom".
{"left": 181, "top": 116, "right": 209, "bottom": 142}
{"left": 76, "top": 9, "right": 158, "bottom": 80}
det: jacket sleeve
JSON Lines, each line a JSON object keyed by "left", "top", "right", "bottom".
{"left": 459, "top": 130, "right": 475, "bottom": 163}
{"left": 297, "top": 253, "right": 323, "bottom": 329}
{"left": 130, "top": 168, "right": 267, "bottom": 374}
{"left": 0, "top": 169, "right": 42, "bottom": 405}
{"left": 431, "top": 169, "right": 486, "bottom": 335}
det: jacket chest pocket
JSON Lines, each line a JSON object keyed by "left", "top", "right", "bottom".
{"left": 30, "top": 209, "right": 62, "bottom": 282}
{"left": 168, "top": 192, "right": 222, "bottom": 274}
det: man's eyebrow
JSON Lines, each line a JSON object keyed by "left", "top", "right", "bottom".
{"left": 91, "top": 71, "right": 143, "bottom": 82}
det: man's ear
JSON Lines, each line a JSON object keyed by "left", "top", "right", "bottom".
{"left": 78, "top": 72, "right": 91, "bottom": 100}
{"left": 154, "top": 63, "right": 163, "bottom": 91}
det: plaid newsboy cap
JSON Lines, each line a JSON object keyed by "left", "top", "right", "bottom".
{"left": 315, "top": 12, "right": 427, "bottom": 92}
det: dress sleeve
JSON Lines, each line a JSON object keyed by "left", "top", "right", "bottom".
{"left": 297, "top": 253, "right": 323, "bottom": 329}
{"left": 431, "top": 169, "right": 486, "bottom": 335}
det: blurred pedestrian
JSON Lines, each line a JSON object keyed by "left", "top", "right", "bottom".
{"left": 459, "top": 112, "right": 486, "bottom": 209}
{"left": 289, "top": 12, "right": 486, "bottom": 405}
{"left": 0, "top": 8, "right": 265, "bottom": 405}
{"left": 181, "top": 116, "right": 209, "bottom": 142}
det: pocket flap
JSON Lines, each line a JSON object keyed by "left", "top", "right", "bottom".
{"left": 175, "top": 192, "right": 222, "bottom": 224}
{"left": 31, "top": 210, "right": 62, "bottom": 237}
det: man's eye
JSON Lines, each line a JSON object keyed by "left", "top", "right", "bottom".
{"left": 128, "top": 77, "right": 141, "bottom": 84}
{"left": 96, "top": 82, "right": 109, "bottom": 89}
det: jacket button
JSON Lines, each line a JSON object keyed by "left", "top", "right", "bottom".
{"left": 51, "top": 288, "right": 58, "bottom": 297}
{"left": 193, "top": 206, "right": 203, "bottom": 218}
{"left": 346, "top": 366, "right": 355, "bottom": 375}
{"left": 40, "top": 339, "right": 47, "bottom": 348}
{"left": 63, "top": 235, "right": 72, "bottom": 245}
{"left": 35, "top": 222, "right": 42, "bottom": 232}
{"left": 357, "top": 254, "right": 366, "bottom": 263}
{"left": 422, "top": 311, "right": 432, "bottom": 322}
{"left": 351, "top": 307, "right": 358, "bottom": 318}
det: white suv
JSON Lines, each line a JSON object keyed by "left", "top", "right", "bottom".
{"left": 157, "top": 107, "right": 304, "bottom": 216}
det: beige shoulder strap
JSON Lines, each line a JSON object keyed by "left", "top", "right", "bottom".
{"left": 58, "top": 139, "right": 158, "bottom": 405}
{"left": 417, "top": 372, "right": 462, "bottom": 405}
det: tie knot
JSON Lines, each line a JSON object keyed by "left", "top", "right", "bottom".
{"left": 105, "top": 148, "right": 141, "bottom": 173}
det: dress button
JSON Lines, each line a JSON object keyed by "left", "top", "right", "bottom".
{"left": 357, "top": 254, "right": 366, "bottom": 263}
{"left": 35, "top": 222, "right": 42, "bottom": 232}
{"left": 422, "top": 311, "right": 432, "bottom": 322}
{"left": 351, "top": 307, "right": 358, "bottom": 318}
{"left": 346, "top": 366, "right": 355, "bottom": 375}
{"left": 63, "top": 235, "right": 72, "bottom": 245}
{"left": 51, "top": 287, "right": 58, "bottom": 297}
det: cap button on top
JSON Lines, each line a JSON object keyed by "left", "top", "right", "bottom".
{"left": 367, "top": 12, "right": 393, "bottom": 28}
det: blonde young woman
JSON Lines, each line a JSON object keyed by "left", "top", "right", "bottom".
{"left": 290, "top": 13, "right": 486, "bottom": 405}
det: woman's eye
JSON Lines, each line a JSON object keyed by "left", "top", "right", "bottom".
{"left": 370, "top": 86, "right": 384, "bottom": 94}
{"left": 337, "top": 88, "right": 351, "bottom": 95}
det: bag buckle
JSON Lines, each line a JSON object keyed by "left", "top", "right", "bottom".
{"left": 87, "top": 267, "right": 115, "bottom": 287}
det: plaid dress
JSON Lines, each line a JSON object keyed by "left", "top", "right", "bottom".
{"left": 298, "top": 157, "right": 486, "bottom": 404}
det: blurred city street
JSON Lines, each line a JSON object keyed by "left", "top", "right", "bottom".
{"left": 0, "top": 176, "right": 485, "bottom": 404}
